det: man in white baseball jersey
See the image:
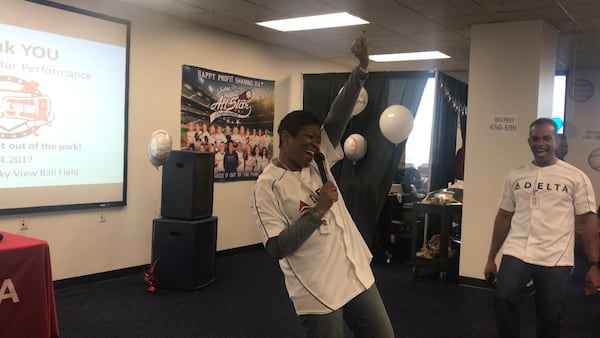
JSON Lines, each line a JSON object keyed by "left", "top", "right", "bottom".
{"left": 484, "top": 117, "right": 600, "bottom": 338}
{"left": 252, "top": 37, "right": 393, "bottom": 338}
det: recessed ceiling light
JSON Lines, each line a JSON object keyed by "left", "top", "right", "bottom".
{"left": 370, "top": 51, "right": 451, "bottom": 62}
{"left": 256, "top": 12, "right": 369, "bottom": 32}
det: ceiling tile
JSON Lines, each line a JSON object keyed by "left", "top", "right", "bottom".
{"left": 408, "top": 30, "right": 468, "bottom": 44}
{"left": 320, "top": 0, "right": 406, "bottom": 11}
{"left": 474, "top": 0, "right": 558, "bottom": 12}
{"left": 564, "top": 3, "right": 600, "bottom": 21}
{"left": 433, "top": 14, "right": 499, "bottom": 31}
{"left": 398, "top": 0, "right": 489, "bottom": 18}
{"left": 247, "top": 0, "right": 338, "bottom": 17}
{"left": 109, "top": 0, "right": 600, "bottom": 71}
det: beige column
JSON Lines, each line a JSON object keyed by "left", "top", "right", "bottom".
{"left": 459, "top": 20, "right": 557, "bottom": 280}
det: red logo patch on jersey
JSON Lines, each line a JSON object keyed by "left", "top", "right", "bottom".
{"left": 299, "top": 201, "right": 311, "bottom": 213}
{"left": 514, "top": 182, "right": 521, "bottom": 191}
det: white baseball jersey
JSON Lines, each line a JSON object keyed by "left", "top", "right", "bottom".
{"left": 498, "top": 160, "right": 596, "bottom": 266}
{"left": 253, "top": 131, "right": 374, "bottom": 315}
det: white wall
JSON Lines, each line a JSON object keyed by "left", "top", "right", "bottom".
{"left": 459, "top": 21, "right": 557, "bottom": 280}
{"left": 0, "top": 0, "right": 348, "bottom": 280}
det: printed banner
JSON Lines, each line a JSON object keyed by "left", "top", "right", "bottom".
{"left": 180, "top": 65, "right": 275, "bottom": 182}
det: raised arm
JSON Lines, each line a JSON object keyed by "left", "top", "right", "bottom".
{"left": 323, "top": 37, "right": 369, "bottom": 146}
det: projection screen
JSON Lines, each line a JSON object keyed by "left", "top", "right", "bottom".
{"left": 0, "top": 0, "right": 130, "bottom": 215}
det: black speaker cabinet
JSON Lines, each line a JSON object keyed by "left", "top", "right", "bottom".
{"left": 151, "top": 216, "right": 218, "bottom": 290}
{"left": 161, "top": 151, "right": 214, "bottom": 220}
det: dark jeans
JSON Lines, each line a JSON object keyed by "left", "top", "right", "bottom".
{"left": 299, "top": 285, "right": 394, "bottom": 338}
{"left": 495, "top": 255, "right": 571, "bottom": 338}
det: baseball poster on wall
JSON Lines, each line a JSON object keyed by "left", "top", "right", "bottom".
{"left": 180, "top": 65, "right": 275, "bottom": 182}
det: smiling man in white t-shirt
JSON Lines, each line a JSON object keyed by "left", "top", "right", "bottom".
{"left": 484, "top": 117, "right": 600, "bottom": 338}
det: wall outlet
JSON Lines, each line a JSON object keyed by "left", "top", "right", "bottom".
{"left": 99, "top": 213, "right": 106, "bottom": 223}
{"left": 20, "top": 219, "right": 28, "bottom": 230}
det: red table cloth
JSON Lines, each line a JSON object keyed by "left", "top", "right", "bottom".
{"left": 0, "top": 232, "right": 60, "bottom": 338}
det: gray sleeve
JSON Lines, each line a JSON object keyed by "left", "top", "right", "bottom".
{"left": 323, "top": 66, "right": 368, "bottom": 146}
{"left": 264, "top": 209, "right": 322, "bottom": 259}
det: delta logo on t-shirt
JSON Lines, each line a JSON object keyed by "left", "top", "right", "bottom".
{"left": 299, "top": 201, "right": 311, "bottom": 213}
{"left": 513, "top": 180, "right": 569, "bottom": 193}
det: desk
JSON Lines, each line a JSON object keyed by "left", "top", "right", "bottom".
{"left": 409, "top": 203, "right": 462, "bottom": 282}
{"left": 0, "top": 232, "right": 60, "bottom": 338}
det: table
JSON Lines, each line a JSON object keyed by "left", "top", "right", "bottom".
{"left": 0, "top": 232, "right": 60, "bottom": 338}
{"left": 408, "top": 203, "right": 462, "bottom": 282}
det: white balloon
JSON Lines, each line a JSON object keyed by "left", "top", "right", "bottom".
{"left": 343, "top": 133, "right": 367, "bottom": 161}
{"left": 339, "top": 86, "right": 368, "bottom": 116}
{"left": 148, "top": 130, "right": 172, "bottom": 168}
{"left": 353, "top": 87, "right": 368, "bottom": 116}
{"left": 379, "top": 105, "right": 414, "bottom": 144}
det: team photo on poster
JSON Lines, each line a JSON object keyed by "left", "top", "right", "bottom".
{"left": 180, "top": 65, "right": 275, "bottom": 182}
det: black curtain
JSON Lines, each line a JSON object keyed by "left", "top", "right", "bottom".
{"left": 303, "top": 71, "right": 428, "bottom": 249}
{"left": 429, "top": 72, "right": 468, "bottom": 191}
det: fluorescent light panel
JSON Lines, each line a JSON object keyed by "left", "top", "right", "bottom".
{"left": 257, "top": 12, "right": 369, "bottom": 32}
{"left": 370, "top": 51, "right": 451, "bottom": 62}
